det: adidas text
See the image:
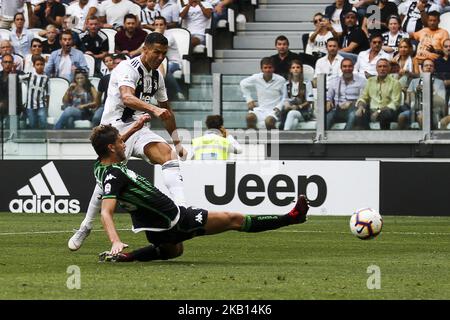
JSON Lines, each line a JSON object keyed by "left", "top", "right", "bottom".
{"left": 9, "top": 195, "right": 81, "bottom": 214}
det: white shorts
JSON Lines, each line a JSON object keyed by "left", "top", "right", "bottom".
{"left": 249, "top": 107, "right": 279, "bottom": 128}
{"left": 114, "top": 121, "right": 167, "bottom": 163}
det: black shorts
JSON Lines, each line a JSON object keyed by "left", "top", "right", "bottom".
{"left": 145, "top": 206, "right": 208, "bottom": 246}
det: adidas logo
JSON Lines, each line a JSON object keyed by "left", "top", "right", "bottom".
{"left": 9, "top": 162, "right": 81, "bottom": 214}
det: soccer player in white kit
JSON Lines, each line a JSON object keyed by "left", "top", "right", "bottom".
{"left": 68, "top": 32, "right": 187, "bottom": 251}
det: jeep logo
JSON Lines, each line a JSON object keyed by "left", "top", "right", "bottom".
{"left": 205, "top": 163, "right": 327, "bottom": 207}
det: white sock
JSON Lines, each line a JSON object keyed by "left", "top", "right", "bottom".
{"left": 161, "top": 159, "right": 186, "bottom": 207}
{"left": 80, "top": 184, "right": 103, "bottom": 230}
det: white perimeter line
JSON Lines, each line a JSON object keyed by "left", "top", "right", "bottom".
{"left": 0, "top": 229, "right": 449, "bottom": 236}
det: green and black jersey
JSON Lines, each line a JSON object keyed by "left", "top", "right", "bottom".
{"left": 94, "top": 161, "right": 180, "bottom": 232}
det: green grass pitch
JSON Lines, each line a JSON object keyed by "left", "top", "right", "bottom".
{"left": 0, "top": 213, "right": 449, "bottom": 299}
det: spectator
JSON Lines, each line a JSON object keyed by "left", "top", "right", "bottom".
{"left": 399, "top": 0, "right": 440, "bottom": 33}
{"left": 270, "top": 35, "right": 301, "bottom": 79}
{"left": 0, "top": 54, "right": 23, "bottom": 122}
{"left": 339, "top": 11, "right": 370, "bottom": 62}
{"left": 391, "top": 38, "right": 417, "bottom": 89}
{"left": 0, "top": 40, "right": 24, "bottom": 72}
{"left": 45, "top": 30, "right": 89, "bottom": 82}
{"left": 352, "top": 0, "right": 377, "bottom": 24}
{"left": 32, "top": 0, "right": 65, "bottom": 29}
{"left": 154, "top": 16, "right": 185, "bottom": 100}
{"left": 180, "top": 0, "right": 213, "bottom": 48}
{"left": 0, "top": 0, "right": 32, "bottom": 29}
{"left": 240, "top": 57, "right": 287, "bottom": 130}
{"left": 355, "top": 58, "right": 402, "bottom": 129}
{"left": 326, "top": 58, "right": 367, "bottom": 129}
{"left": 191, "top": 114, "right": 242, "bottom": 160}
{"left": 382, "top": 15, "right": 409, "bottom": 57}
{"left": 10, "top": 12, "right": 35, "bottom": 57}
{"left": 324, "top": 0, "right": 355, "bottom": 37}
{"left": 400, "top": 59, "right": 446, "bottom": 129}
{"left": 41, "top": 24, "right": 61, "bottom": 54}
{"left": 65, "top": 0, "right": 99, "bottom": 31}
{"left": 362, "top": 0, "right": 398, "bottom": 37}
{"left": 354, "top": 33, "right": 391, "bottom": 78}
{"left": 23, "top": 38, "right": 45, "bottom": 73}
{"left": 54, "top": 70, "right": 98, "bottom": 129}
{"left": 411, "top": 10, "right": 449, "bottom": 72}
{"left": 80, "top": 16, "right": 109, "bottom": 74}
{"left": 20, "top": 55, "right": 49, "bottom": 129}
{"left": 210, "top": 0, "right": 234, "bottom": 27}
{"left": 314, "top": 38, "right": 344, "bottom": 85}
{"left": 282, "top": 60, "right": 315, "bottom": 131}
{"left": 156, "top": 0, "right": 180, "bottom": 29}
{"left": 58, "top": 15, "right": 84, "bottom": 50}
{"left": 435, "top": 38, "right": 450, "bottom": 104}
{"left": 114, "top": 14, "right": 147, "bottom": 57}
{"left": 98, "top": 0, "right": 141, "bottom": 30}
{"left": 92, "top": 53, "right": 128, "bottom": 126}
{"left": 305, "top": 14, "right": 337, "bottom": 61}
{"left": 140, "top": 0, "right": 161, "bottom": 31}
{"left": 100, "top": 53, "right": 115, "bottom": 76}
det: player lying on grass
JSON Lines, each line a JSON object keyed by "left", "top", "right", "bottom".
{"left": 91, "top": 120, "right": 310, "bottom": 262}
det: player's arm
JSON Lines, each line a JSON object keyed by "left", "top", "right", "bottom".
{"left": 119, "top": 85, "right": 171, "bottom": 120}
{"left": 100, "top": 198, "right": 128, "bottom": 254}
{"left": 121, "top": 114, "right": 151, "bottom": 142}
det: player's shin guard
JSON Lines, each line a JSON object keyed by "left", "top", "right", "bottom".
{"left": 161, "top": 159, "right": 186, "bottom": 207}
{"left": 239, "top": 215, "right": 292, "bottom": 233}
{"left": 81, "top": 184, "right": 103, "bottom": 229}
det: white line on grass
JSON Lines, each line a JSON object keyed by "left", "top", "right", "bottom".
{"left": 0, "top": 229, "right": 449, "bottom": 236}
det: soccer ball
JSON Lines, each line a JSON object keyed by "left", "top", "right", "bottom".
{"left": 349, "top": 208, "right": 383, "bottom": 240}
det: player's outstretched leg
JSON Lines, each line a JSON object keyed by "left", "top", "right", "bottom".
{"left": 207, "top": 195, "right": 309, "bottom": 235}
{"left": 68, "top": 184, "right": 102, "bottom": 251}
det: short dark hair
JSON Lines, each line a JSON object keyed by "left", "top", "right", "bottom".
{"left": 155, "top": 16, "right": 167, "bottom": 24}
{"left": 260, "top": 57, "right": 273, "bottom": 68}
{"left": 369, "top": 33, "right": 383, "bottom": 43}
{"left": 60, "top": 30, "right": 73, "bottom": 39}
{"left": 113, "top": 53, "right": 128, "bottom": 61}
{"left": 428, "top": 11, "right": 441, "bottom": 19}
{"left": 326, "top": 37, "right": 339, "bottom": 46}
{"left": 275, "top": 35, "right": 289, "bottom": 46}
{"left": 144, "top": 32, "right": 168, "bottom": 47}
{"left": 30, "top": 38, "right": 42, "bottom": 47}
{"left": 103, "top": 53, "right": 114, "bottom": 62}
{"left": 90, "top": 125, "right": 120, "bottom": 158}
{"left": 32, "top": 54, "right": 45, "bottom": 64}
{"left": 13, "top": 12, "right": 25, "bottom": 21}
{"left": 123, "top": 13, "right": 137, "bottom": 22}
{"left": 205, "top": 115, "right": 224, "bottom": 130}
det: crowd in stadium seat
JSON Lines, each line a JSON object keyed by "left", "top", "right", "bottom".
{"left": 0, "top": 0, "right": 235, "bottom": 129}
{"left": 238, "top": 0, "right": 450, "bottom": 130}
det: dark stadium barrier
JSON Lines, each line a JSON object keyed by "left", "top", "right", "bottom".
{"left": 0, "top": 160, "right": 153, "bottom": 214}
{"left": 1, "top": 160, "right": 448, "bottom": 216}
{"left": 379, "top": 161, "right": 450, "bottom": 216}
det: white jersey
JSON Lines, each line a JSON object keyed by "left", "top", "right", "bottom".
{"left": 101, "top": 56, "right": 168, "bottom": 125}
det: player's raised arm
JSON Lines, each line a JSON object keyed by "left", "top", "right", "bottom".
{"left": 119, "top": 85, "right": 171, "bottom": 120}
{"left": 100, "top": 198, "right": 128, "bottom": 255}
{"left": 121, "top": 114, "right": 151, "bottom": 143}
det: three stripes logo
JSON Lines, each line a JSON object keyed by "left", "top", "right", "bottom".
{"left": 9, "top": 162, "right": 81, "bottom": 213}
